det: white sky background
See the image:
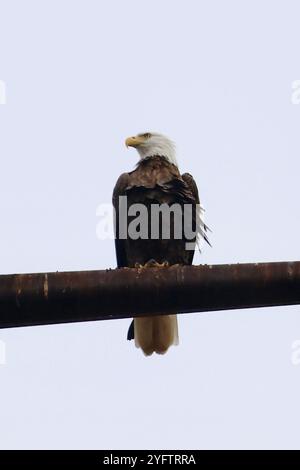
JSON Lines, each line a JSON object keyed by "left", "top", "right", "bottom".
{"left": 0, "top": 0, "right": 300, "bottom": 450}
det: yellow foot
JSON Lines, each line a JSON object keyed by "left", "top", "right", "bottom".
{"left": 134, "top": 263, "right": 144, "bottom": 268}
{"left": 144, "top": 259, "right": 170, "bottom": 268}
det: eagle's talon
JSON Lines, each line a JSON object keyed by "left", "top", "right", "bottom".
{"left": 134, "top": 263, "right": 144, "bottom": 268}
{"left": 144, "top": 259, "right": 158, "bottom": 268}
{"left": 144, "top": 260, "right": 169, "bottom": 268}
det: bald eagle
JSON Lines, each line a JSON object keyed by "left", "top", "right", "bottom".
{"left": 113, "top": 132, "right": 209, "bottom": 356}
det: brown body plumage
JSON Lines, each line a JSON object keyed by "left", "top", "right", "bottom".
{"left": 113, "top": 156, "right": 200, "bottom": 266}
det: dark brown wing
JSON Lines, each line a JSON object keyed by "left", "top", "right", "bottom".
{"left": 112, "top": 173, "right": 130, "bottom": 268}
{"left": 182, "top": 172, "right": 211, "bottom": 247}
{"left": 181, "top": 173, "right": 200, "bottom": 204}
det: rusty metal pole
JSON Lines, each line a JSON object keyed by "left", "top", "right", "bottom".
{"left": 0, "top": 261, "right": 299, "bottom": 329}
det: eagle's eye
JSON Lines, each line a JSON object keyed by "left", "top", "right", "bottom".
{"left": 141, "top": 132, "right": 152, "bottom": 139}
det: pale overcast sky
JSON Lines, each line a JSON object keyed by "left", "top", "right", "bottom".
{"left": 0, "top": 0, "right": 300, "bottom": 449}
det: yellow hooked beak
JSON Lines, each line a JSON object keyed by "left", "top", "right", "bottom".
{"left": 125, "top": 135, "right": 145, "bottom": 148}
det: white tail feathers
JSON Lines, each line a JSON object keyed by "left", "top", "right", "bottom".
{"left": 134, "top": 314, "right": 179, "bottom": 356}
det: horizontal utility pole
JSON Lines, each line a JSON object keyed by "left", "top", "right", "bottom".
{"left": 0, "top": 261, "right": 299, "bottom": 329}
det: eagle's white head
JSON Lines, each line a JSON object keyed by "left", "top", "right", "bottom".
{"left": 125, "top": 132, "right": 178, "bottom": 166}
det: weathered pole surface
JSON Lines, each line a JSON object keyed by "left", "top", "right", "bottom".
{"left": 0, "top": 261, "right": 299, "bottom": 329}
